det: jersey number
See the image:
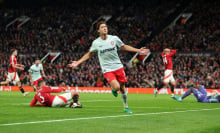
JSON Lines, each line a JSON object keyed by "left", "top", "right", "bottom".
{"left": 163, "top": 56, "right": 168, "bottom": 65}
{"left": 38, "top": 92, "right": 45, "bottom": 103}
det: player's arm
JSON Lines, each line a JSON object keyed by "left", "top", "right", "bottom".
{"left": 68, "top": 51, "right": 93, "bottom": 68}
{"left": 29, "top": 71, "right": 33, "bottom": 85}
{"left": 169, "top": 49, "right": 177, "bottom": 56}
{"left": 28, "top": 67, "right": 34, "bottom": 84}
{"left": 11, "top": 63, "right": 24, "bottom": 70}
{"left": 121, "top": 44, "right": 150, "bottom": 54}
{"left": 41, "top": 70, "right": 46, "bottom": 78}
{"left": 40, "top": 64, "right": 46, "bottom": 77}
{"left": 30, "top": 96, "right": 43, "bottom": 107}
{"left": 17, "top": 64, "right": 24, "bottom": 67}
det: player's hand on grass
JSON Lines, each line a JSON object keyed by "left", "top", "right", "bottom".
{"left": 68, "top": 61, "right": 79, "bottom": 68}
{"left": 138, "top": 47, "right": 150, "bottom": 55}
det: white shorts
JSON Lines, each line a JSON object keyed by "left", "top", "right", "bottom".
{"left": 163, "top": 69, "right": 175, "bottom": 83}
{"left": 7, "top": 72, "right": 20, "bottom": 84}
{"left": 51, "top": 93, "right": 72, "bottom": 107}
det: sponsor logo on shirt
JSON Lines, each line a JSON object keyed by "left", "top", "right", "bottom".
{"left": 100, "top": 47, "right": 116, "bottom": 54}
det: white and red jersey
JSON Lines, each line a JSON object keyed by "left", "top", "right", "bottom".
{"left": 30, "top": 86, "right": 63, "bottom": 107}
{"left": 162, "top": 50, "right": 176, "bottom": 70}
{"left": 8, "top": 55, "right": 17, "bottom": 73}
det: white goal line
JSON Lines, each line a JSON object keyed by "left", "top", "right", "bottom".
{"left": 1, "top": 108, "right": 220, "bottom": 126}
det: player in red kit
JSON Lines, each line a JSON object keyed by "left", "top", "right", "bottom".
{"left": 30, "top": 80, "right": 82, "bottom": 108}
{"left": 0, "top": 49, "right": 29, "bottom": 96}
{"left": 154, "top": 48, "right": 178, "bottom": 98}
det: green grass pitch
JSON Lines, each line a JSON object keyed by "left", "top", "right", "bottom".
{"left": 0, "top": 91, "right": 220, "bottom": 133}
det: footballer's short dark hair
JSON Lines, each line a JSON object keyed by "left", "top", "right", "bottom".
{"left": 97, "top": 21, "right": 106, "bottom": 30}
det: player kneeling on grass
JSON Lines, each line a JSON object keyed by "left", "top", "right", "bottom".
{"left": 30, "top": 80, "right": 82, "bottom": 108}
{"left": 173, "top": 84, "right": 220, "bottom": 103}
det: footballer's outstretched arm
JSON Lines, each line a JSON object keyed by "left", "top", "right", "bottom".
{"left": 121, "top": 44, "right": 150, "bottom": 54}
{"left": 68, "top": 51, "right": 93, "bottom": 68}
{"left": 41, "top": 70, "right": 46, "bottom": 77}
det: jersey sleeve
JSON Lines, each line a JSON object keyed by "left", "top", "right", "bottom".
{"left": 40, "top": 64, "right": 43, "bottom": 70}
{"left": 41, "top": 86, "right": 63, "bottom": 93}
{"left": 115, "top": 36, "right": 124, "bottom": 48}
{"left": 89, "top": 41, "right": 98, "bottom": 52}
{"left": 30, "top": 95, "right": 38, "bottom": 107}
{"left": 169, "top": 50, "right": 176, "bottom": 56}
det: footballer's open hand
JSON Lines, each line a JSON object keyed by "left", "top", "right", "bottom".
{"left": 139, "top": 47, "right": 150, "bottom": 55}
{"left": 67, "top": 61, "right": 79, "bottom": 68}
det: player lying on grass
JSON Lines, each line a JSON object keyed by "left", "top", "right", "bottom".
{"left": 30, "top": 80, "right": 82, "bottom": 108}
{"left": 173, "top": 84, "right": 220, "bottom": 103}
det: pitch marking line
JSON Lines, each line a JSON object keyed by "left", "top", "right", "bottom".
{"left": 1, "top": 108, "right": 220, "bottom": 126}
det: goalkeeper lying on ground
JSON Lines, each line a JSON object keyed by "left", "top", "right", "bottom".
{"left": 173, "top": 84, "right": 219, "bottom": 103}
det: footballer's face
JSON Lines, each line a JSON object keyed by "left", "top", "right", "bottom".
{"left": 13, "top": 50, "right": 18, "bottom": 56}
{"left": 35, "top": 60, "right": 40, "bottom": 66}
{"left": 98, "top": 24, "right": 108, "bottom": 35}
{"left": 163, "top": 49, "right": 170, "bottom": 55}
{"left": 41, "top": 81, "right": 46, "bottom": 87}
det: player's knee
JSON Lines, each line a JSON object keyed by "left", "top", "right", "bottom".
{"left": 17, "top": 82, "right": 21, "bottom": 87}
{"left": 112, "top": 84, "right": 120, "bottom": 91}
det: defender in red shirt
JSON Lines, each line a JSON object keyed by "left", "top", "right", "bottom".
{"left": 154, "top": 48, "right": 177, "bottom": 98}
{"left": 30, "top": 80, "right": 82, "bottom": 108}
{"left": 0, "top": 49, "right": 29, "bottom": 96}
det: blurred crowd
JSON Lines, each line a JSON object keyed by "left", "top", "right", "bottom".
{"left": 148, "top": 0, "right": 220, "bottom": 52}
{"left": 0, "top": 0, "right": 219, "bottom": 88}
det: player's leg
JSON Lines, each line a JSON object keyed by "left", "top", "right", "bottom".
{"left": 109, "top": 80, "right": 120, "bottom": 97}
{"left": 14, "top": 72, "right": 29, "bottom": 96}
{"left": 17, "top": 81, "right": 29, "bottom": 96}
{"left": 104, "top": 71, "right": 120, "bottom": 97}
{"left": 119, "top": 82, "right": 128, "bottom": 108}
{"left": 0, "top": 73, "right": 10, "bottom": 85}
{"left": 192, "top": 89, "right": 205, "bottom": 102}
{"left": 154, "top": 81, "right": 166, "bottom": 97}
{"left": 119, "top": 82, "right": 132, "bottom": 113}
{"left": 52, "top": 92, "right": 82, "bottom": 108}
{"left": 33, "top": 78, "right": 43, "bottom": 91}
{"left": 0, "top": 80, "right": 9, "bottom": 85}
{"left": 116, "top": 68, "right": 132, "bottom": 113}
{"left": 198, "top": 85, "right": 207, "bottom": 95}
{"left": 32, "top": 80, "right": 38, "bottom": 92}
{"left": 170, "top": 80, "right": 176, "bottom": 97}
{"left": 155, "top": 70, "right": 171, "bottom": 97}
{"left": 173, "top": 88, "right": 193, "bottom": 102}
{"left": 181, "top": 88, "right": 193, "bottom": 100}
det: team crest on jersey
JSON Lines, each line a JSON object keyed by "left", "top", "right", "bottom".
{"left": 111, "top": 41, "right": 114, "bottom": 45}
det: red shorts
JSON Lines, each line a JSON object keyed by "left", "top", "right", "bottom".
{"left": 103, "top": 68, "right": 127, "bottom": 83}
{"left": 33, "top": 78, "right": 43, "bottom": 87}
